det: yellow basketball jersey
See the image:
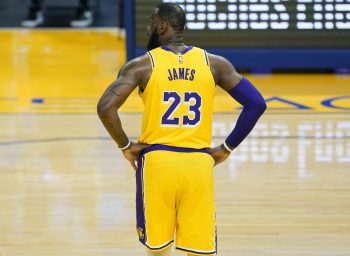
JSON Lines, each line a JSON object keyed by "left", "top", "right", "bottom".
{"left": 138, "top": 46, "right": 215, "bottom": 149}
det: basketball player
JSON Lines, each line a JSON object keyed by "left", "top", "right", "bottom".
{"left": 97, "top": 3, "right": 266, "bottom": 256}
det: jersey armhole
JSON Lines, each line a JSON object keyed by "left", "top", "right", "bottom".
{"left": 204, "top": 50, "right": 210, "bottom": 68}
{"left": 204, "top": 50, "right": 217, "bottom": 88}
{"left": 147, "top": 51, "right": 155, "bottom": 69}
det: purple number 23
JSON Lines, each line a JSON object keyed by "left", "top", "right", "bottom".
{"left": 161, "top": 91, "right": 202, "bottom": 127}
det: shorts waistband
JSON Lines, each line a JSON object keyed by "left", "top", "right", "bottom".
{"left": 141, "top": 144, "right": 209, "bottom": 156}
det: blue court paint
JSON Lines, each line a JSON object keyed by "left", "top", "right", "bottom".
{"left": 31, "top": 98, "right": 44, "bottom": 104}
{"left": 321, "top": 96, "right": 350, "bottom": 110}
{"left": 265, "top": 96, "right": 312, "bottom": 110}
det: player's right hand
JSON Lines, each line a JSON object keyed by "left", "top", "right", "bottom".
{"left": 207, "top": 144, "right": 231, "bottom": 166}
{"left": 122, "top": 142, "right": 150, "bottom": 171}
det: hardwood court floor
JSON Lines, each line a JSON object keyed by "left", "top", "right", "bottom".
{"left": 0, "top": 112, "right": 349, "bottom": 256}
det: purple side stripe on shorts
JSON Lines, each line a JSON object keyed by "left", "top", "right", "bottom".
{"left": 136, "top": 155, "right": 147, "bottom": 244}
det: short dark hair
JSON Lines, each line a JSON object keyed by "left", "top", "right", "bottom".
{"left": 156, "top": 3, "right": 186, "bottom": 32}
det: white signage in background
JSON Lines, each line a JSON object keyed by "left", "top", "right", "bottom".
{"left": 297, "top": 1, "right": 350, "bottom": 29}
{"left": 162, "top": 0, "right": 350, "bottom": 30}
{"left": 212, "top": 120, "right": 350, "bottom": 178}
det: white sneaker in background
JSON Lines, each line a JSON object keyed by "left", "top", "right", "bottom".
{"left": 22, "top": 7, "right": 44, "bottom": 27}
{"left": 70, "top": 7, "right": 93, "bottom": 27}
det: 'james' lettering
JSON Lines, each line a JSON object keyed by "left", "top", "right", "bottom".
{"left": 168, "top": 68, "right": 196, "bottom": 81}
{"left": 179, "top": 68, "right": 185, "bottom": 79}
{"left": 168, "top": 69, "right": 173, "bottom": 81}
{"left": 190, "top": 69, "right": 195, "bottom": 81}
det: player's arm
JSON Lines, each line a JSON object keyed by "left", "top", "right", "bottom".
{"left": 208, "top": 54, "right": 267, "bottom": 165}
{"left": 97, "top": 55, "right": 150, "bottom": 170}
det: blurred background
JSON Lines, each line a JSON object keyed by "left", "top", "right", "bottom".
{"left": 0, "top": 1, "right": 349, "bottom": 256}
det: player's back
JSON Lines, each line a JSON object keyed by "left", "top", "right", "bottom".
{"left": 139, "top": 46, "right": 215, "bottom": 149}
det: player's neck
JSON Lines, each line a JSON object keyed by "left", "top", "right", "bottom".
{"left": 161, "top": 34, "right": 186, "bottom": 51}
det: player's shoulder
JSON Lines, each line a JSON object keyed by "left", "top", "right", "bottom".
{"left": 121, "top": 54, "right": 151, "bottom": 74}
{"left": 204, "top": 52, "right": 238, "bottom": 86}
{"left": 146, "top": 46, "right": 164, "bottom": 56}
{"left": 126, "top": 54, "right": 150, "bottom": 69}
{"left": 187, "top": 46, "right": 207, "bottom": 55}
{"left": 205, "top": 52, "right": 235, "bottom": 81}
{"left": 118, "top": 54, "right": 152, "bottom": 85}
{"left": 206, "top": 52, "right": 232, "bottom": 68}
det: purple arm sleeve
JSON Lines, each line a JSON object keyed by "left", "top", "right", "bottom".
{"left": 225, "top": 77, "right": 266, "bottom": 149}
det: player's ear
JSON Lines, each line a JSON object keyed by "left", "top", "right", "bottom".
{"left": 159, "top": 21, "right": 167, "bottom": 34}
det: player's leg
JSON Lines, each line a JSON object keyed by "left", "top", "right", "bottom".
{"left": 22, "top": 0, "right": 45, "bottom": 27}
{"left": 147, "top": 246, "right": 172, "bottom": 256}
{"left": 136, "top": 151, "right": 177, "bottom": 251}
{"left": 147, "top": 249, "right": 201, "bottom": 256}
{"left": 79, "top": 0, "right": 90, "bottom": 9}
{"left": 175, "top": 152, "right": 216, "bottom": 255}
{"left": 71, "top": 0, "right": 93, "bottom": 27}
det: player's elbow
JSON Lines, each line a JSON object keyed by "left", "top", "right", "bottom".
{"left": 97, "top": 104, "right": 105, "bottom": 118}
{"left": 256, "top": 98, "right": 267, "bottom": 115}
{"left": 247, "top": 97, "right": 266, "bottom": 116}
{"left": 97, "top": 98, "right": 112, "bottom": 117}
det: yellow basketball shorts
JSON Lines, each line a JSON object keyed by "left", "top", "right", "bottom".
{"left": 135, "top": 144, "right": 217, "bottom": 255}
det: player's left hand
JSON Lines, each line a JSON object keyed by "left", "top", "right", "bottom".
{"left": 122, "top": 142, "right": 150, "bottom": 171}
{"left": 207, "top": 144, "right": 231, "bottom": 166}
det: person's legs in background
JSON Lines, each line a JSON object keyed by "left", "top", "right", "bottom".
{"left": 70, "top": 0, "right": 93, "bottom": 27}
{"left": 22, "top": 0, "right": 45, "bottom": 27}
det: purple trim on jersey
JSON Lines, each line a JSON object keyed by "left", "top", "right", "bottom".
{"left": 204, "top": 51, "right": 209, "bottom": 66}
{"left": 136, "top": 155, "right": 147, "bottom": 245}
{"left": 147, "top": 52, "right": 155, "bottom": 68}
{"left": 181, "top": 46, "right": 193, "bottom": 54}
{"left": 161, "top": 46, "right": 193, "bottom": 55}
{"left": 141, "top": 144, "right": 209, "bottom": 156}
